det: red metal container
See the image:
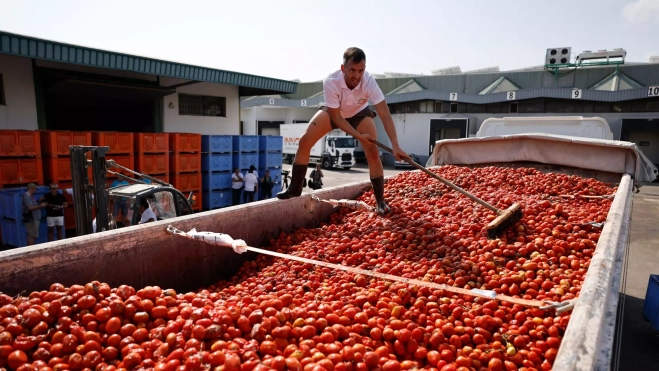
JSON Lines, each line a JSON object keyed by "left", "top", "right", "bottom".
{"left": 170, "top": 173, "right": 201, "bottom": 191}
{"left": 40, "top": 131, "right": 92, "bottom": 156}
{"left": 92, "top": 132, "right": 134, "bottom": 155}
{"left": 0, "top": 130, "right": 41, "bottom": 157}
{"left": 135, "top": 154, "right": 169, "bottom": 174}
{"left": 0, "top": 158, "right": 43, "bottom": 186}
{"left": 134, "top": 133, "right": 169, "bottom": 154}
{"left": 169, "top": 133, "right": 201, "bottom": 153}
{"left": 170, "top": 152, "right": 200, "bottom": 173}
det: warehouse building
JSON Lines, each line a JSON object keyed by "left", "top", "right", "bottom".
{"left": 0, "top": 31, "right": 297, "bottom": 134}
{"left": 241, "top": 51, "right": 659, "bottom": 165}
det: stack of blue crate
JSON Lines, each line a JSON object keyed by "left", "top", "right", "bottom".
{"left": 201, "top": 135, "right": 233, "bottom": 210}
{"left": 258, "top": 136, "right": 283, "bottom": 198}
{"left": 232, "top": 136, "right": 259, "bottom": 202}
{"left": 0, "top": 186, "right": 60, "bottom": 247}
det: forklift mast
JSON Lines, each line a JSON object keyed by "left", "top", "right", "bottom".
{"left": 70, "top": 146, "right": 111, "bottom": 235}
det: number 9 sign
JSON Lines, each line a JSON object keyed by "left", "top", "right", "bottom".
{"left": 572, "top": 89, "right": 582, "bottom": 99}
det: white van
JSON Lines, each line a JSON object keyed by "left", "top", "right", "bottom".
{"left": 477, "top": 116, "right": 614, "bottom": 140}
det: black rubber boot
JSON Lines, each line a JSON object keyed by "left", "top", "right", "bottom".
{"left": 276, "top": 164, "right": 308, "bottom": 199}
{"left": 371, "top": 176, "right": 391, "bottom": 215}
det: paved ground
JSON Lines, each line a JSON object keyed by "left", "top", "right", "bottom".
{"left": 616, "top": 184, "right": 659, "bottom": 369}
{"left": 281, "top": 162, "right": 408, "bottom": 192}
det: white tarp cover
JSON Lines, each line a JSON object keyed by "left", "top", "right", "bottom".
{"left": 428, "top": 133, "right": 657, "bottom": 185}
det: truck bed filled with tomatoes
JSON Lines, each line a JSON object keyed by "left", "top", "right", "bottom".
{"left": 0, "top": 165, "right": 616, "bottom": 371}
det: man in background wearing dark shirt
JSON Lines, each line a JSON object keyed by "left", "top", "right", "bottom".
{"left": 41, "top": 183, "right": 68, "bottom": 241}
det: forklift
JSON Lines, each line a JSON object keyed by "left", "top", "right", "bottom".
{"left": 69, "top": 146, "right": 195, "bottom": 235}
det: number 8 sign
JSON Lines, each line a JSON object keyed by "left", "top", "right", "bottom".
{"left": 507, "top": 92, "right": 516, "bottom": 101}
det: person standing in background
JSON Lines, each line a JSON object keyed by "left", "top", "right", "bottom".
{"left": 309, "top": 164, "right": 324, "bottom": 190}
{"left": 243, "top": 165, "right": 259, "bottom": 203}
{"left": 41, "top": 183, "right": 68, "bottom": 241}
{"left": 231, "top": 168, "right": 244, "bottom": 206}
{"left": 22, "top": 183, "right": 47, "bottom": 245}
{"left": 259, "top": 170, "right": 277, "bottom": 199}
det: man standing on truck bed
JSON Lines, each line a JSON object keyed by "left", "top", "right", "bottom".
{"left": 276, "top": 47, "right": 406, "bottom": 214}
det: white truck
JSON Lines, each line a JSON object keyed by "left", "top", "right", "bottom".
{"left": 281, "top": 123, "right": 356, "bottom": 170}
{"left": 477, "top": 116, "right": 614, "bottom": 140}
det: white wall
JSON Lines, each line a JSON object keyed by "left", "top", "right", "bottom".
{"left": 242, "top": 107, "right": 257, "bottom": 135}
{"left": 0, "top": 55, "right": 38, "bottom": 130}
{"left": 161, "top": 77, "right": 240, "bottom": 135}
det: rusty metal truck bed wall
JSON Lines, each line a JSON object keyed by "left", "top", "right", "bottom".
{"left": 553, "top": 174, "right": 633, "bottom": 371}
{"left": 0, "top": 181, "right": 371, "bottom": 296}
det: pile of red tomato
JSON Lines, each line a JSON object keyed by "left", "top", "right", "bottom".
{"left": 0, "top": 166, "right": 614, "bottom": 371}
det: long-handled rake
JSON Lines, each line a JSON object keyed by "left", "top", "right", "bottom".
{"left": 371, "top": 140, "right": 522, "bottom": 239}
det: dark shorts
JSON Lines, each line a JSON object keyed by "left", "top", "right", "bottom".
{"left": 319, "top": 104, "right": 377, "bottom": 131}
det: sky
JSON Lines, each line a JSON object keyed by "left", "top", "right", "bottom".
{"left": 1, "top": 0, "right": 658, "bottom": 82}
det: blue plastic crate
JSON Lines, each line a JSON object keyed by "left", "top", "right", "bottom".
{"left": 201, "top": 154, "right": 232, "bottom": 172}
{"left": 232, "top": 153, "right": 259, "bottom": 171}
{"left": 202, "top": 189, "right": 232, "bottom": 209}
{"left": 258, "top": 152, "right": 282, "bottom": 169}
{"left": 0, "top": 217, "right": 56, "bottom": 247}
{"left": 258, "top": 168, "right": 281, "bottom": 183}
{"left": 643, "top": 275, "right": 659, "bottom": 329}
{"left": 201, "top": 135, "right": 232, "bottom": 153}
{"left": 259, "top": 136, "right": 283, "bottom": 153}
{"left": 0, "top": 186, "right": 51, "bottom": 220}
{"left": 232, "top": 135, "right": 259, "bottom": 152}
{"left": 202, "top": 172, "right": 233, "bottom": 191}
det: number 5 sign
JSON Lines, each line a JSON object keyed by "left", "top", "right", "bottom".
{"left": 506, "top": 92, "right": 516, "bottom": 101}
{"left": 572, "top": 89, "right": 582, "bottom": 99}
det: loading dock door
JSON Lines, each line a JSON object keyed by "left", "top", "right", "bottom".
{"left": 257, "top": 121, "right": 284, "bottom": 135}
{"left": 621, "top": 118, "right": 659, "bottom": 166}
{"left": 38, "top": 67, "right": 173, "bottom": 132}
{"left": 428, "top": 118, "right": 468, "bottom": 156}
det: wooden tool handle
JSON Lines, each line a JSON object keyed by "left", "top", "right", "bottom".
{"left": 371, "top": 139, "right": 501, "bottom": 213}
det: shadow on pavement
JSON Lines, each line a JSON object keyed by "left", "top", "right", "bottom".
{"left": 615, "top": 294, "right": 659, "bottom": 369}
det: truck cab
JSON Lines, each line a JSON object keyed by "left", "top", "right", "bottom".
{"left": 322, "top": 135, "right": 356, "bottom": 170}
{"left": 281, "top": 124, "right": 357, "bottom": 170}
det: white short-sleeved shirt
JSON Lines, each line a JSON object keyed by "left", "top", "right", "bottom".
{"left": 139, "top": 207, "right": 157, "bottom": 224}
{"left": 244, "top": 173, "right": 258, "bottom": 192}
{"left": 323, "top": 70, "right": 385, "bottom": 119}
{"left": 232, "top": 172, "right": 244, "bottom": 189}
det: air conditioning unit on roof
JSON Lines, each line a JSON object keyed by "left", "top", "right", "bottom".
{"left": 545, "top": 47, "right": 572, "bottom": 66}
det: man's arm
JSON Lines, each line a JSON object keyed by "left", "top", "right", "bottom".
{"left": 373, "top": 100, "right": 407, "bottom": 161}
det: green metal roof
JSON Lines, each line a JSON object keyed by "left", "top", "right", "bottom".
{"left": 0, "top": 31, "right": 297, "bottom": 95}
